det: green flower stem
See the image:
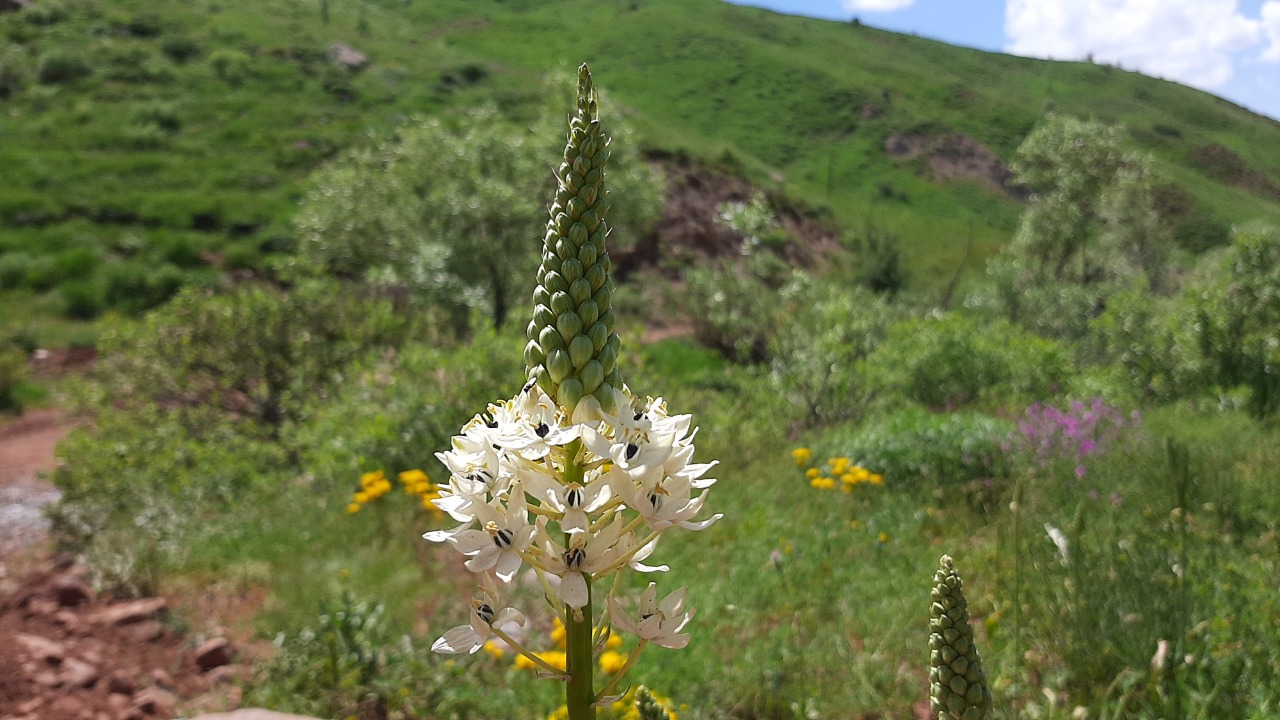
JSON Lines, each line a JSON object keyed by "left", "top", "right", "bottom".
{"left": 566, "top": 578, "right": 595, "bottom": 720}
{"left": 563, "top": 438, "right": 595, "bottom": 720}
{"left": 595, "top": 639, "right": 648, "bottom": 703}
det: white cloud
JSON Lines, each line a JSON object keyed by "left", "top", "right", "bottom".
{"left": 1005, "top": 0, "right": 1261, "bottom": 89}
{"left": 1262, "top": 1, "right": 1280, "bottom": 61}
{"left": 840, "top": 0, "right": 914, "bottom": 12}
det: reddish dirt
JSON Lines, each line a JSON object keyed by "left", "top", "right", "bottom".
{"left": 0, "top": 410, "right": 249, "bottom": 720}
{"left": 614, "top": 155, "right": 844, "bottom": 279}
{"left": 885, "top": 130, "right": 1027, "bottom": 199}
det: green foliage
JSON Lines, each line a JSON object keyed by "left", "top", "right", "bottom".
{"left": 868, "top": 312, "right": 1071, "bottom": 410}
{"left": 296, "top": 95, "right": 661, "bottom": 332}
{"left": 1086, "top": 288, "right": 1208, "bottom": 404}
{"left": 208, "top": 48, "right": 251, "bottom": 85}
{"left": 36, "top": 49, "right": 91, "bottom": 84}
{"left": 829, "top": 406, "right": 1013, "bottom": 490}
{"left": 0, "top": 346, "right": 27, "bottom": 413}
{"left": 94, "top": 279, "right": 419, "bottom": 428}
{"left": 159, "top": 35, "right": 201, "bottom": 63}
{"left": 685, "top": 252, "right": 805, "bottom": 363}
{"left": 0, "top": 252, "right": 33, "bottom": 289}
{"left": 59, "top": 277, "right": 105, "bottom": 319}
{"left": 982, "top": 115, "right": 1169, "bottom": 340}
{"left": 1194, "top": 224, "right": 1280, "bottom": 417}
{"left": 770, "top": 281, "right": 899, "bottom": 426}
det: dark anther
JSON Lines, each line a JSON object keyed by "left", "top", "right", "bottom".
{"left": 563, "top": 546, "right": 586, "bottom": 570}
{"left": 482, "top": 412, "right": 498, "bottom": 429}
{"left": 648, "top": 492, "right": 662, "bottom": 511}
{"left": 625, "top": 443, "right": 639, "bottom": 460}
{"left": 634, "top": 412, "right": 644, "bottom": 421}
{"left": 566, "top": 487, "right": 584, "bottom": 507}
{"left": 492, "top": 528, "right": 514, "bottom": 548}
{"left": 477, "top": 603, "right": 496, "bottom": 624}
{"left": 536, "top": 423, "right": 550, "bottom": 438}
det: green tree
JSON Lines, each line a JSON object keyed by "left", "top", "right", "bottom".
{"left": 296, "top": 91, "right": 662, "bottom": 332}
{"left": 981, "top": 115, "right": 1169, "bottom": 339}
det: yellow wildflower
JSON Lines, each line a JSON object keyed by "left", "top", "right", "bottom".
{"left": 481, "top": 641, "right": 505, "bottom": 659}
{"left": 878, "top": 532, "right": 891, "bottom": 543}
{"left": 346, "top": 503, "right": 361, "bottom": 514}
{"left": 360, "top": 470, "right": 385, "bottom": 488}
{"left": 605, "top": 631, "right": 623, "bottom": 649}
{"left": 550, "top": 617, "right": 567, "bottom": 648}
{"left": 870, "top": 474, "right": 884, "bottom": 485}
{"left": 398, "top": 468, "right": 429, "bottom": 485}
{"left": 790, "top": 447, "right": 812, "bottom": 466}
{"left": 804, "top": 467, "right": 821, "bottom": 480}
{"left": 809, "top": 476, "right": 836, "bottom": 490}
{"left": 354, "top": 491, "right": 370, "bottom": 504}
{"left": 598, "top": 649, "right": 627, "bottom": 674}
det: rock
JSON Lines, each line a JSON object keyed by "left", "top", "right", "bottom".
{"left": 53, "top": 608, "right": 87, "bottom": 633}
{"left": 107, "top": 671, "right": 138, "bottom": 695}
{"left": 16, "top": 697, "right": 43, "bottom": 714}
{"left": 53, "top": 577, "right": 94, "bottom": 606}
{"left": 328, "top": 42, "right": 368, "bottom": 71}
{"left": 107, "top": 693, "right": 131, "bottom": 711}
{"left": 60, "top": 657, "right": 100, "bottom": 689}
{"left": 15, "top": 633, "right": 64, "bottom": 664}
{"left": 48, "top": 695, "right": 84, "bottom": 718}
{"left": 99, "top": 598, "right": 167, "bottom": 626}
{"left": 205, "top": 664, "right": 243, "bottom": 686}
{"left": 195, "top": 638, "right": 234, "bottom": 671}
{"left": 128, "top": 620, "right": 167, "bottom": 643}
{"left": 187, "top": 711, "right": 326, "bottom": 720}
{"left": 31, "top": 669, "right": 61, "bottom": 687}
{"left": 132, "top": 687, "right": 178, "bottom": 718}
{"left": 26, "top": 597, "right": 59, "bottom": 617}
{"left": 151, "top": 668, "right": 174, "bottom": 688}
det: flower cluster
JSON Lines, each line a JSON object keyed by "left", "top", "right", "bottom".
{"left": 425, "top": 382, "right": 720, "bottom": 661}
{"left": 345, "top": 468, "right": 444, "bottom": 519}
{"left": 1009, "top": 398, "right": 1139, "bottom": 478}
{"left": 347, "top": 470, "right": 393, "bottom": 513}
{"left": 793, "top": 449, "right": 884, "bottom": 493}
{"left": 398, "top": 468, "right": 445, "bottom": 519}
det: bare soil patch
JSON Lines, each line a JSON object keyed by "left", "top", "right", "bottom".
{"left": 885, "top": 130, "right": 1027, "bottom": 199}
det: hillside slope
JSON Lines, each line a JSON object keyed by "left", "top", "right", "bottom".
{"left": 1, "top": 0, "right": 1278, "bottom": 331}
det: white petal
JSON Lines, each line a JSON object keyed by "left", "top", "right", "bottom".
{"left": 559, "top": 571, "right": 589, "bottom": 609}
{"left": 494, "top": 550, "right": 522, "bottom": 583}
{"left": 678, "top": 513, "right": 723, "bottom": 531}
{"left": 432, "top": 624, "right": 482, "bottom": 654}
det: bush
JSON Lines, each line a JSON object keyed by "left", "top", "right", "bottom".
{"left": 160, "top": 35, "right": 201, "bottom": 63}
{"left": 867, "top": 312, "right": 1071, "bottom": 410}
{"left": 60, "top": 278, "right": 107, "bottom": 319}
{"left": 770, "top": 281, "right": 899, "bottom": 426}
{"left": 686, "top": 252, "right": 804, "bottom": 363}
{"left": 1194, "top": 224, "right": 1280, "bottom": 417}
{"left": 94, "top": 279, "right": 421, "bottom": 428}
{"left": 209, "top": 49, "right": 251, "bottom": 85}
{"left": 23, "top": 255, "right": 60, "bottom": 291}
{"left": 102, "top": 261, "right": 183, "bottom": 314}
{"left": 36, "top": 50, "right": 91, "bottom": 84}
{"left": 131, "top": 102, "right": 182, "bottom": 133}
{"left": 0, "top": 252, "right": 33, "bottom": 289}
{"left": 0, "top": 348, "right": 27, "bottom": 413}
{"left": 54, "top": 246, "right": 100, "bottom": 279}
{"left": 829, "top": 406, "right": 1013, "bottom": 491}
{"left": 0, "top": 47, "right": 32, "bottom": 99}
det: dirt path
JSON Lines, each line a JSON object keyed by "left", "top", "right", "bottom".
{"left": 0, "top": 409, "right": 74, "bottom": 564}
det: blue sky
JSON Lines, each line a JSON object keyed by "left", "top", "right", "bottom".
{"left": 725, "top": 0, "right": 1280, "bottom": 121}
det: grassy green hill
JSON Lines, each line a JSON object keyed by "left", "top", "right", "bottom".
{"left": 2, "top": 0, "right": 1280, "bottom": 339}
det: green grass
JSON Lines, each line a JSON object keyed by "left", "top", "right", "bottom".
{"left": 3, "top": 0, "right": 1280, "bottom": 332}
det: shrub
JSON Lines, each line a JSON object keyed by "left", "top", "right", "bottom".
{"left": 102, "top": 261, "right": 184, "bottom": 314}
{"left": 1194, "top": 224, "right": 1280, "bottom": 417}
{"left": 686, "top": 252, "right": 804, "bottom": 363}
{"left": 829, "top": 406, "right": 1013, "bottom": 492}
{"left": 0, "top": 47, "right": 32, "bottom": 99}
{"left": 209, "top": 49, "right": 251, "bottom": 85}
{"left": 125, "top": 12, "right": 163, "bottom": 38}
{"left": 131, "top": 102, "right": 182, "bottom": 132}
{"left": 0, "top": 348, "right": 27, "bottom": 413}
{"left": 60, "top": 278, "right": 107, "bottom": 319}
{"left": 53, "top": 245, "right": 101, "bottom": 279}
{"left": 160, "top": 35, "right": 202, "bottom": 63}
{"left": 867, "top": 312, "right": 1071, "bottom": 410}
{"left": 36, "top": 50, "right": 91, "bottom": 84}
{"left": 23, "top": 255, "right": 60, "bottom": 291}
{"left": 0, "top": 252, "right": 33, "bottom": 289}
{"left": 94, "top": 279, "right": 421, "bottom": 428}
{"left": 770, "top": 281, "right": 899, "bottom": 426}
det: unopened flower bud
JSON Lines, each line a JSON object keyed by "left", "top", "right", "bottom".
{"left": 526, "top": 63, "right": 622, "bottom": 416}
{"left": 929, "top": 555, "right": 991, "bottom": 720}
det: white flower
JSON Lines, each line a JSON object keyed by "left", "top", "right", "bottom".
{"left": 523, "top": 466, "right": 612, "bottom": 536}
{"left": 432, "top": 580, "right": 525, "bottom": 654}
{"left": 426, "top": 484, "right": 535, "bottom": 582}
{"left": 621, "top": 474, "right": 722, "bottom": 532}
{"left": 609, "top": 583, "right": 694, "bottom": 649}
{"left": 539, "top": 516, "right": 635, "bottom": 609}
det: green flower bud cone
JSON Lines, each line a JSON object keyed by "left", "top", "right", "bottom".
{"left": 526, "top": 63, "right": 623, "bottom": 416}
{"left": 929, "top": 555, "right": 992, "bottom": 720}
{"left": 635, "top": 687, "right": 671, "bottom": 720}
